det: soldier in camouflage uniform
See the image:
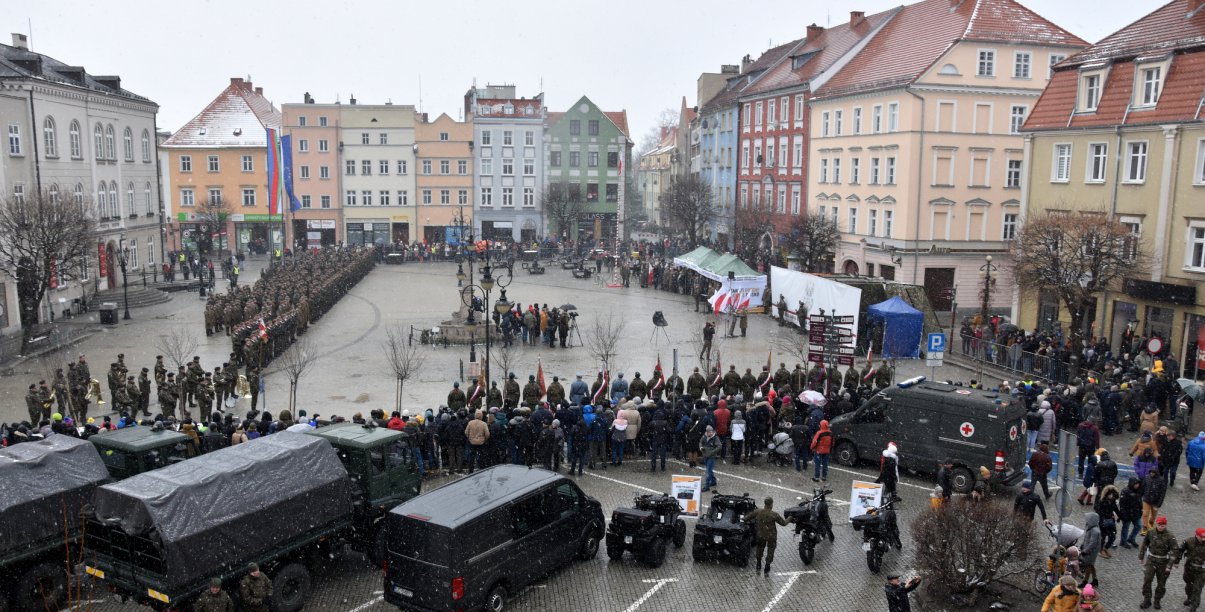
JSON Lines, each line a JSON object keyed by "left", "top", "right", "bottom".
{"left": 195, "top": 373, "right": 214, "bottom": 422}
{"left": 158, "top": 373, "right": 177, "bottom": 418}
{"left": 547, "top": 376, "right": 566, "bottom": 406}
{"left": 1179, "top": 527, "right": 1205, "bottom": 612}
{"left": 447, "top": 382, "right": 467, "bottom": 413}
{"left": 504, "top": 373, "right": 520, "bottom": 409}
{"left": 522, "top": 375, "right": 542, "bottom": 407}
{"left": 1139, "top": 515, "right": 1178, "bottom": 609}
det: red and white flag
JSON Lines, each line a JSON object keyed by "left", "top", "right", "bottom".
{"left": 862, "top": 346, "right": 877, "bottom": 382}
{"left": 711, "top": 353, "right": 723, "bottom": 387}
{"left": 592, "top": 369, "right": 609, "bottom": 404}
{"left": 257, "top": 318, "right": 268, "bottom": 341}
{"left": 536, "top": 359, "right": 546, "bottom": 399}
{"left": 760, "top": 350, "right": 773, "bottom": 390}
{"left": 651, "top": 356, "right": 664, "bottom": 391}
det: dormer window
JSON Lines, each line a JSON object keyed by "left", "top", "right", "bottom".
{"left": 1139, "top": 66, "right": 1162, "bottom": 107}
{"left": 1081, "top": 73, "right": 1102, "bottom": 112}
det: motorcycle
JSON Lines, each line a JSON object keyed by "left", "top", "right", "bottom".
{"left": 850, "top": 494, "right": 901, "bottom": 573}
{"left": 783, "top": 488, "right": 835, "bottom": 565}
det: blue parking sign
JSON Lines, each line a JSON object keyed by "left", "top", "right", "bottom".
{"left": 927, "top": 333, "right": 946, "bottom": 353}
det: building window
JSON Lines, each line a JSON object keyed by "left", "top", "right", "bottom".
{"left": 1082, "top": 74, "right": 1102, "bottom": 111}
{"left": 500, "top": 131, "right": 512, "bottom": 146}
{"left": 1196, "top": 140, "right": 1205, "bottom": 184}
{"left": 206, "top": 188, "right": 221, "bottom": 205}
{"left": 361, "top": 132, "right": 369, "bottom": 145}
{"left": 207, "top": 155, "right": 219, "bottom": 172}
{"left": 586, "top": 183, "right": 599, "bottom": 202}
{"left": 1126, "top": 141, "right": 1148, "bottom": 182}
{"left": 819, "top": 159, "right": 829, "bottom": 183}
{"left": 127, "top": 183, "right": 134, "bottom": 213}
{"left": 440, "top": 160, "right": 450, "bottom": 174}
{"left": 523, "top": 159, "right": 535, "bottom": 175}
{"left": 791, "top": 189, "right": 800, "bottom": 215}
{"left": 1014, "top": 52, "right": 1032, "bottom": 79}
{"left": 1140, "top": 67, "right": 1162, "bottom": 106}
{"left": 42, "top": 117, "right": 57, "bottom": 157}
{"left": 755, "top": 102, "right": 764, "bottom": 129}
{"left": 550, "top": 151, "right": 562, "bottom": 167}
{"left": 821, "top": 112, "right": 830, "bottom": 137}
{"left": 141, "top": 129, "right": 151, "bottom": 162}
{"left": 767, "top": 100, "right": 777, "bottom": 129}
{"left": 397, "top": 160, "right": 408, "bottom": 174}
{"left": 588, "top": 151, "right": 599, "bottom": 167}
{"left": 378, "top": 160, "right": 389, "bottom": 175}
{"left": 1048, "top": 54, "right": 1066, "bottom": 79}
{"left": 298, "top": 139, "right": 309, "bottom": 152}
{"left": 1009, "top": 105, "right": 1027, "bottom": 135}
{"left": 481, "top": 130, "right": 491, "bottom": 145}
{"left": 123, "top": 127, "right": 133, "bottom": 161}
{"left": 885, "top": 157, "right": 896, "bottom": 184}
{"left": 1052, "top": 144, "right": 1072, "bottom": 182}
{"left": 742, "top": 104, "right": 751, "bottom": 132}
{"left": 523, "top": 187, "right": 535, "bottom": 207}
{"left": 104, "top": 125, "right": 115, "bottom": 159}
{"left": 301, "top": 195, "right": 311, "bottom": 208}
{"left": 379, "top": 133, "right": 389, "bottom": 145}
{"left": 318, "top": 116, "right": 327, "bottom": 127}
{"left": 607, "top": 152, "right": 619, "bottom": 168}
{"left": 870, "top": 158, "right": 881, "bottom": 184}
{"left": 850, "top": 157, "right": 861, "bottom": 184}
{"left": 848, "top": 208, "right": 858, "bottom": 234}
{"left": 794, "top": 96, "right": 805, "bottom": 128}
{"left": 570, "top": 120, "right": 581, "bottom": 135}
{"left": 94, "top": 123, "right": 104, "bottom": 159}
{"left": 569, "top": 151, "right": 580, "bottom": 167}
{"left": 605, "top": 184, "right": 618, "bottom": 203}
{"left": 832, "top": 158, "right": 842, "bottom": 184}
{"left": 525, "top": 131, "right": 534, "bottom": 146}
{"left": 181, "top": 188, "right": 195, "bottom": 207}
{"left": 481, "top": 187, "right": 493, "bottom": 207}
{"left": 7, "top": 123, "right": 21, "bottom": 155}
{"left": 1087, "top": 143, "right": 1108, "bottom": 183}
{"left": 869, "top": 209, "right": 878, "bottom": 237}
{"left": 872, "top": 106, "right": 882, "bottom": 134}
{"left": 887, "top": 103, "right": 899, "bottom": 132}
{"left": 421, "top": 160, "right": 432, "bottom": 174}
{"left": 347, "top": 190, "right": 357, "bottom": 206}
{"left": 242, "top": 188, "right": 256, "bottom": 207}
{"left": 977, "top": 49, "right": 995, "bottom": 76}
{"left": 1006, "top": 159, "right": 1022, "bottom": 188}
{"left": 362, "top": 160, "right": 372, "bottom": 175}
{"left": 242, "top": 155, "right": 253, "bottom": 172}
{"left": 852, "top": 107, "right": 862, "bottom": 134}
{"left": 587, "top": 120, "right": 599, "bottom": 136}
{"left": 128, "top": 239, "right": 138, "bottom": 268}
{"left": 345, "top": 160, "right": 356, "bottom": 175}
{"left": 320, "top": 166, "right": 330, "bottom": 179}
{"left": 1002, "top": 213, "right": 1018, "bottom": 240}
{"left": 360, "top": 190, "right": 373, "bottom": 206}
{"left": 318, "top": 139, "right": 329, "bottom": 152}
{"left": 480, "top": 158, "right": 493, "bottom": 174}
{"left": 502, "top": 187, "right": 514, "bottom": 207}
{"left": 321, "top": 195, "right": 331, "bottom": 208}
{"left": 458, "top": 160, "right": 468, "bottom": 175}
{"left": 777, "top": 186, "right": 786, "bottom": 213}
{"left": 1186, "top": 223, "right": 1205, "bottom": 271}
{"left": 69, "top": 120, "right": 81, "bottom": 158}
{"left": 792, "top": 140, "right": 803, "bottom": 171}
{"left": 297, "top": 116, "right": 307, "bottom": 127}
{"left": 180, "top": 155, "right": 192, "bottom": 172}
{"left": 502, "top": 159, "right": 513, "bottom": 175}
{"left": 1121, "top": 218, "right": 1142, "bottom": 260}
{"left": 884, "top": 210, "right": 893, "bottom": 238}
{"left": 833, "top": 109, "right": 843, "bottom": 136}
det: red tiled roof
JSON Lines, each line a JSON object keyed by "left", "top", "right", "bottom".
{"left": 163, "top": 77, "right": 281, "bottom": 147}
{"left": 474, "top": 97, "right": 544, "bottom": 118}
{"left": 744, "top": 8, "right": 901, "bottom": 97}
{"left": 816, "top": 0, "right": 1087, "bottom": 99}
{"left": 546, "top": 111, "right": 565, "bottom": 128}
{"left": 1063, "top": 0, "right": 1205, "bottom": 66}
{"left": 1025, "top": 50, "right": 1205, "bottom": 130}
{"left": 699, "top": 38, "right": 807, "bottom": 112}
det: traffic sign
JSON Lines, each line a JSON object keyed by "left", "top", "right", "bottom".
{"left": 927, "top": 333, "right": 946, "bottom": 353}
{"left": 925, "top": 352, "right": 944, "bottom": 367}
{"left": 833, "top": 315, "right": 856, "bottom": 324}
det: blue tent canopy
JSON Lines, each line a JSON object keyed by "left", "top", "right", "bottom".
{"left": 866, "top": 296, "right": 923, "bottom": 359}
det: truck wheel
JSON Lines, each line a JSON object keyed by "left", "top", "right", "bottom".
{"left": 643, "top": 538, "right": 668, "bottom": 568}
{"left": 950, "top": 467, "right": 975, "bottom": 495}
{"left": 606, "top": 536, "right": 624, "bottom": 561}
{"left": 672, "top": 519, "right": 686, "bottom": 548}
{"left": 577, "top": 524, "right": 600, "bottom": 560}
{"left": 866, "top": 548, "right": 883, "bottom": 574}
{"left": 691, "top": 540, "right": 708, "bottom": 562}
{"left": 799, "top": 538, "right": 815, "bottom": 565}
{"left": 14, "top": 562, "right": 66, "bottom": 612}
{"left": 733, "top": 542, "right": 750, "bottom": 568}
{"left": 269, "top": 563, "right": 311, "bottom": 612}
{"left": 485, "top": 583, "right": 507, "bottom": 612}
{"left": 834, "top": 441, "right": 858, "bottom": 467}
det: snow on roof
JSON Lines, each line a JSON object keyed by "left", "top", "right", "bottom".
{"left": 0, "top": 42, "right": 155, "bottom": 105}
{"left": 162, "top": 77, "right": 281, "bottom": 148}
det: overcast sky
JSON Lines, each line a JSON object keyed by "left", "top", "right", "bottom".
{"left": 14, "top": 0, "right": 1153, "bottom": 143}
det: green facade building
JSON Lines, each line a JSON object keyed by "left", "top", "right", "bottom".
{"left": 544, "top": 96, "right": 633, "bottom": 244}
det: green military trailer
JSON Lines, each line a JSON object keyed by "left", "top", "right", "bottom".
{"left": 87, "top": 426, "right": 192, "bottom": 479}
{"left": 84, "top": 424, "right": 420, "bottom": 612}
{"left": 0, "top": 436, "right": 110, "bottom": 611}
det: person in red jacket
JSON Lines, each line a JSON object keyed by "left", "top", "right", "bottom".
{"left": 810, "top": 420, "right": 834, "bottom": 482}
{"left": 713, "top": 399, "right": 731, "bottom": 460}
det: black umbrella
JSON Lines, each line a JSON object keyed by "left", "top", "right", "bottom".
{"left": 561, "top": 303, "right": 578, "bottom": 311}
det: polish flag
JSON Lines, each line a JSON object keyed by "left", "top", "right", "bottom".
{"left": 257, "top": 318, "right": 268, "bottom": 341}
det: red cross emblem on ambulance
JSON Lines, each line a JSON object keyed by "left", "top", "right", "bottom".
{"left": 960, "top": 422, "right": 975, "bottom": 438}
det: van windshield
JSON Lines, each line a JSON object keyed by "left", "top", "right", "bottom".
{"left": 388, "top": 516, "right": 451, "bottom": 567}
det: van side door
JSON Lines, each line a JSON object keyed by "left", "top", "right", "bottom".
{"left": 543, "top": 482, "right": 586, "bottom": 565}
{"left": 510, "top": 492, "right": 554, "bottom": 581}
{"left": 851, "top": 396, "right": 894, "bottom": 457}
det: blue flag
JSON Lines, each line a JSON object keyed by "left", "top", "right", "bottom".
{"left": 281, "top": 135, "right": 302, "bottom": 212}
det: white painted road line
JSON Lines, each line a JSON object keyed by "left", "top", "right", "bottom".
{"left": 623, "top": 578, "right": 678, "bottom": 612}
{"left": 347, "top": 595, "right": 383, "bottom": 612}
{"left": 762, "top": 571, "right": 818, "bottom": 611}
{"left": 668, "top": 459, "right": 852, "bottom": 505}
{"left": 581, "top": 470, "right": 664, "bottom": 494}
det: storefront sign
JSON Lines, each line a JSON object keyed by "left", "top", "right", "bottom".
{"left": 671, "top": 474, "right": 702, "bottom": 517}
{"left": 306, "top": 220, "right": 335, "bottom": 229}
{"left": 1123, "top": 278, "right": 1197, "bottom": 306}
{"left": 236, "top": 214, "right": 279, "bottom": 223}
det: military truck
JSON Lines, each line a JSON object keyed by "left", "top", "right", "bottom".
{"left": 83, "top": 424, "right": 420, "bottom": 611}
{"left": 0, "top": 436, "right": 110, "bottom": 611}
{"left": 87, "top": 425, "right": 192, "bottom": 479}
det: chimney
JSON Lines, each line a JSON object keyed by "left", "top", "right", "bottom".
{"left": 721, "top": 64, "right": 739, "bottom": 75}
{"left": 850, "top": 11, "right": 865, "bottom": 26}
{"left": 807, "top": 23, "right": 825, "bottom": 41}
{"left": 349, "top": 94, "right": 357, "bottom": 105}
{"left": 254, "top": 86, "right": 263, "bottom": 96}
{"left": 303, "top": 92, "right": 314, "bottom": 104}
{"left": 11, "top": 33, "right": 27, "bottom": 49}
{"left": 741, "top": 54, "right": 753, "bottom": 74}
{"left": 230, "top": 77, "right": 243, "bottom": 86}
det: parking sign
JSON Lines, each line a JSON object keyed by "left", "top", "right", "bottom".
{"left": 927, "top": 333, "right": 946, "bottom": 353}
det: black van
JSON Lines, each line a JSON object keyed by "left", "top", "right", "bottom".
{"left": 383, "top": 465, "right": 604, "bottom": 612}
{"left": 828, "top": 377, "right": 1027, "bottom": 493}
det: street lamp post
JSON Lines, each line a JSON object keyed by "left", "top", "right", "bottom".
{"left": 118, "top": 235, "right": 131, "bottom": 320}
{"left": 978, "top": 255, "right": 998, "bottom": 319}
{"left": 458, "top": 237, "right": 512, "bottom": 395}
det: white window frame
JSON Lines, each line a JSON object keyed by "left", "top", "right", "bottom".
{"left": 1081, "top": 73, "right": 1103, "bottom": 112}
{"left": 298, "top": 139, "right": 309, "bottom": 152}
{"left": 819, "top": 158, "right": 829, "bottom": 183}
{"left": 1195, "top": 139, "right": 1205, "bottom": 185}
{"left": 1002, "top": 213, "right": 1018, "bottom": 241}
{"left": 69, "top": 120, "right": 81, "bottom": 158}
{"left": 1124, "top": 140, "right": 1148, "bottom": 183}
{"left": 1086, "top": 142, "right": 1108, "bottom": 183}
{"left": 7, "top": 123, "right": 21, "bottom": 155}
{"left": 821, "top": 111, "right": 830, "bottom": 137}
{"left": 1137, "top": 65, "right": 1163, "bottom": 107}
{"left": 1048, "top": 54, "right": 1067, "bottom": 79}
{"left": 969, "top": 150, "right": 992, "bottom": 187}
{"left": 887, "top": 103, "right": 899, "bottom": 132}
{"left": 834, "top": 109, "right": 843, "bottom": 136}
{"left": 242, "top": 155, "right": 253, "bottom": 172}
{"left": 977, "top": 49, "right": 996, "bottom": 77}
{"left": 871, "top": 105, "right": 883, "bottom": 134}
{"left": 885, "top": 157, "right": 896, "bottom": 185}
{"left": 481, "top": 187, "right": 493, "bottom": 207}
{"left": 883, "top": 210, "right": 893, "bottom": 238}
{"left": 179, "top": 155, "right": 192, "bottom": 172}
{"left": 1009, "top": 105, "right": 1028, "bottom": 135}
{"left": 1006, "top": 158, "right": 1023, "bottom": 188}
{"left": 755, "top": 101, "right": 763, "bottom": 130}
{"left": 848, "top": 208, "right": 858, "bottom": 234}
{"left": 767, "top": 100, "right": 776, "bottom": 128}
{"left": 832, "top": 158, "right": 842, "bottom": 184}
{"left": 869, "top": 209, "right": 878, "bottom": 237}
{"left": 794, "top": 96, "right": 804, "bottom": 129}
{"left": 1186, "top": 220, "right": 1205, "bottom": 272}
{"left": 850, "top": 157, "right": 861, "bottom": 184}
{"left": 852, "top": 107, "right": 862, "bottom": 134}
{"left": 1052, "top": 143, "right": 1072, "bottom": 182}
{"left": 1013, "top": 52, "right": 1032, "bottom": 79}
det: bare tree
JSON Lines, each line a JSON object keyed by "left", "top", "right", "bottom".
{"left": 0, "top": 191, "right": 97, "bottom": 351}
{"left": 910, "top": 500, "right": 1037, "bottom": 606}
{"left": 492, "top": 338, "right": 522, "bottom": 384}
{"left": 636, "top": 107, "right": 679, "bottom": 157}
{"left": 194, "top": 198, "right": 232, "bottom": 255}
{"left": 276, "top": 337, "right": 317, "bottom": 418}
{"left": 660, "top": 175, "right": 716, "bottom": 248}
{"left": 153, "top": 328, "right": 199, "bottom": 371}
{"left": 585, "top": 312, "right": 627, "bottom": 375}
{"left": 542, "top": 182, "right": 582, "bottom": 241}
{"left": 688, "top": 323, "right": 723, "bottom": 374}
{"left": 784, "top": 214, "right": 839, "bottom": 273}
{"left": 1012, "top": 210, "right": 1145, "bottom": 374}
{"left": 381, "top": 325, "right": 426, "bottom": 412}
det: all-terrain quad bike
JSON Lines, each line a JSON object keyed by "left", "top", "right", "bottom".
{"left": 691, "top": 492, "right": 757, "bottom": 566}
{"left": 606, "top": 493, "right": 687, "bottom": 567}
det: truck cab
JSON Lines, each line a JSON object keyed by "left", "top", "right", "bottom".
{"left": 88, "top": 426, "right": 192, "bottom": 480}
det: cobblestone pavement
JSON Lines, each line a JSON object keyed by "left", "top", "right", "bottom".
{"left": 9, "top": 260, "right": 1201, "bottom": 610}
